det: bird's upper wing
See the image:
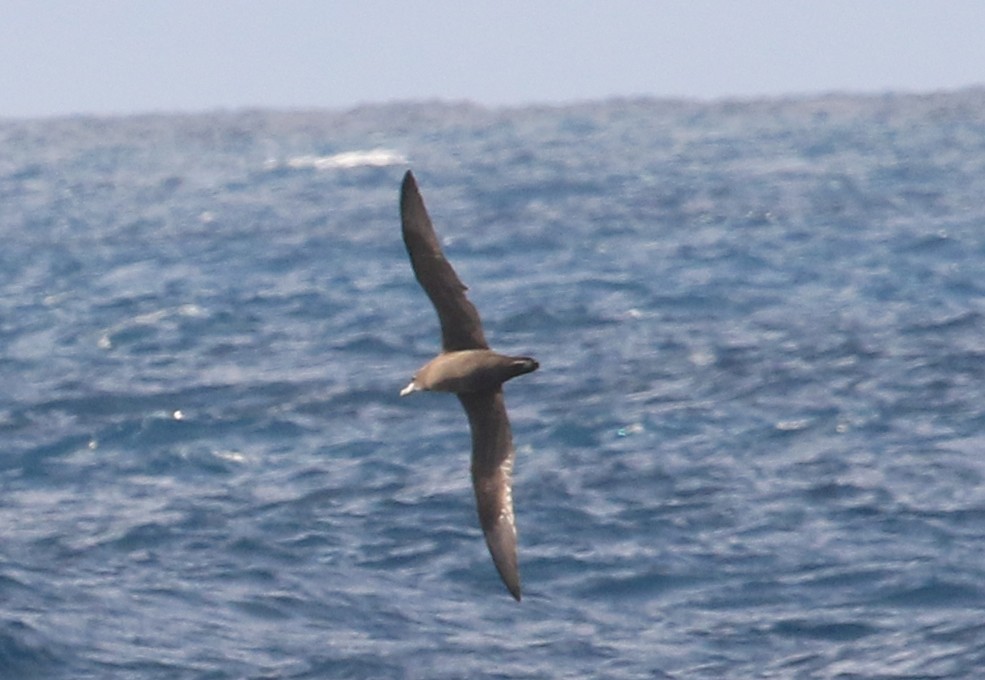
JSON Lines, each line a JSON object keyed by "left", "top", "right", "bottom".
{"left": 400, "top": 171, "right": 488, "bottom": 351}
{"left": 458, "top": 389, "right": 521, "bottom": 600}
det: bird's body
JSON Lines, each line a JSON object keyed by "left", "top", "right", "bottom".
{"left": 400, "top": 350, "right": 537, "bottom": 396}
{"left": 399, "top": 170, "right": 537, "bottom": 601}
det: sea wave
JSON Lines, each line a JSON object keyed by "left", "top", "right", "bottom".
{"left": 264, "top": 148, "right": 408, "bottom": 171}
{"left": 3, "top": 91, "right": 985, "bottom": 679}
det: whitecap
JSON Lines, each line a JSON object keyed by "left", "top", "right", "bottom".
{"left": 267, "top": 148, "right": 407, "bottom": 171}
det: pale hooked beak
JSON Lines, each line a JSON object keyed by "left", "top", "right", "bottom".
{"left": 399, "top": 381, "right": 417, "bottom": 397}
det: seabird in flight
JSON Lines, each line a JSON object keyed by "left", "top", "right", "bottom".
{"left": 398, "top": 170, "right": 538, "bottom": 601}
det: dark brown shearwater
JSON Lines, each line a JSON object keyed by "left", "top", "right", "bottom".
{"left": 398, "top": 170, "right": 538, "bottom": 601}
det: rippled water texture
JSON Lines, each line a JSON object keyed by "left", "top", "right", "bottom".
{"left": 3, "top": 91, "right": 985, "bottom": 678}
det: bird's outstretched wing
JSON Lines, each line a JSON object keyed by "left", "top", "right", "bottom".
{"left": 458, "top": 389, "right": 521, "bottom": 600}
{"left": 400, "top": 171, "right": 489, "bottom": 351}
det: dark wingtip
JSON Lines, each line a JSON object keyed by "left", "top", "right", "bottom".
{"left": 484, "top": 518, "right": 521, "bottom": 601}
{"left": 400, "top": 170, "right": 421, "bottom": 216}
{"left": 401, "top": 169, "right": 416, "bottom": 190}
{"left": 504, "top": 572, "right": 522, "bottom": 602}
{"left": 400, "top": 171, "right": 415, "bottom": 219}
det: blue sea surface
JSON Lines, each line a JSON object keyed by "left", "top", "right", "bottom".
{"left": 3, "top": 90, "right": 985, "bottom": 678}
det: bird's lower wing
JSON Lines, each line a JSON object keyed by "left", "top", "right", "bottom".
{"left": 458, "top": 390, "right": 521, "bottom": 600}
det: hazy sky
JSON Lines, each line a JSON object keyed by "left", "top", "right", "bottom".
{"left": 3, "top": 1, "right": 984, "bottom": 119}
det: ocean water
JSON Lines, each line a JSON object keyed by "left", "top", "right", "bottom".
{"left": 2, "top": 90, "right": 985, "bottom": 679}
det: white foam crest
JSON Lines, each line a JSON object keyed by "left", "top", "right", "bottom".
{"left": 265, "top": 148, "right": 407, "bottom": 171}
{"left": 97, "top": 303, "right": 206, "bottom": 350}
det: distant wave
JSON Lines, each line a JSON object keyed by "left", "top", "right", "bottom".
{"left": 264, "top": 148, "right": 407, "bottom": 171}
